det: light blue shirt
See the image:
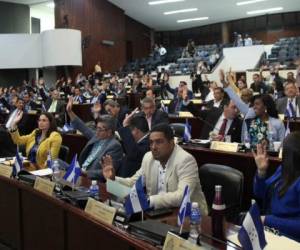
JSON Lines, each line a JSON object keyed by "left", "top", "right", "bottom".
{"left": 82, "top": 140, "right": 105, "bottom": 170}
{"left": 224, "top": 86, "right": 286, "bottom": 143}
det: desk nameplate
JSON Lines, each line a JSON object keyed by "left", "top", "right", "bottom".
{"left": 34, "top": 177, "right": 55, "bottom": 196}
{"left": 210, "top": 141, "right": 239, "bottom": 153}
{"left": 163, "top": 232, "right": 204, "bottom": 250}
{"left": 0, "top": 164, "right": 13, "bottom": 178}
{"left": 85, "top": 198, "right": 117, "bottom": 225}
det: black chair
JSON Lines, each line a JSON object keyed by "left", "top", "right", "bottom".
{"left": 170, "top": 123, "right": 185, "bottom": 138}
{"left": 59, "top": 145, "right": 70, "bottom": 162}
{"left": 199, "top": 163, "right": 244, "bottom": 223}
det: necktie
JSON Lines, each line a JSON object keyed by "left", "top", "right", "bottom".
{"left": 218, "top": 118, "right": 228, "bottom": 136}
{"left": 288, "top": 101, "right": 296, "bottom": 117}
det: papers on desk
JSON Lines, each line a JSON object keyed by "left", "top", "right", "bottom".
{"left": 179, "top": 111, "right": 194, "bottom": 118}
{"left": 30, "top": 168, "right": 53, "bottom": 176}
{"left": 228, "top": 231, "right": 300, "bottom": 250}
{"left": 106, "top": 179, "right": 131, "bottom": 199}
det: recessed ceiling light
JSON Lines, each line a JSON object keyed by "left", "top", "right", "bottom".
{"left": 148, "top": 0, "right": 185, "bottom": 5}
{"left": 236, "top": 0, "right": 267, "bottom": 6}
{"left": 247, "top": 7, "right": 283, "bottom": 15}
{"left": 164, "top": 8, "right": 198, "bottom": 15}
{"left": 46, "top": 2, "right": 55, "bottom": 8}
{"left": 177, "top": 17, "right": 209, "bottom": 23}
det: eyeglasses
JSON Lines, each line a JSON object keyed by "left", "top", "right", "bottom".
{"left": 96, "top": 127, "right": 107, "bottom": 132}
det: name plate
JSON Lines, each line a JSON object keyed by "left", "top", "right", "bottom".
{"left": 28, "top": 110, "right": 38, "bottom": 115}
{"left": 0, "top": 164, "right": 13, "bottom": 178}
{"left": 210, "top": 141, "right": 239, "bottom": 152}
{"left": 278, "top": 114, "right": 285, "bottom": 121}
{"left": 34, "top": 177, "right": 55, "bottom": 196}
{"left": 106, "top": 95, "right": 114, "bottom": 99}
{"left": 179, "top": 111, "right": 194, "bottom": 118}
{"left": 161, "top": 100, "right": 171, "bottom": 105}
{"left": 191, "top": 99, "right": 202, "bottom": 104}
{"left": 163, "top": 232, "right": 203, "bottom": 250}
{"left": 84, "top": 198, "right": 117, "bottom": 225}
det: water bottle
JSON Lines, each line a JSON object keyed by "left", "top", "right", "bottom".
{"left": 52, "top": 160, "right": 60, "bottom": 184}
{"left": 188, "top": 202, "right": 201, "bottom": 245}
{"left": 89, "top": 180, "right": 99, "bottom": 200}
{"left": 268, "top": 131, "right": 274, "bottom": 151}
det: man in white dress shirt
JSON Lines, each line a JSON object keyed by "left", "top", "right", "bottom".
{"left": 102, "top": 123, "right": 208, "bottom": 215}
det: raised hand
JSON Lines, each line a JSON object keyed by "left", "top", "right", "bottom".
{"left": 66, "top": 96, "right": 73, "bottom": 113}
{"left": 92, "top": 102, "right": 102, "bottom": 114}
{"left": 123, "top": 107, "right": 139, "bottom": 127}
{"left": 12, "top": 110, "right": 23, "bottom": 127}
{"left": 102, "top": 155, "right": 115, "bottom": 180}
{"left": 252, "top": 143, "right": 269, "bottom": 177}
{"left": 219, "top": 69, "right": 229, "bottom": 88}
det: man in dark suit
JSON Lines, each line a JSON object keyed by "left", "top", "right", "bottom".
{"left": 66, "top": 98, "right": 123, "bottom": 180}
{"left": 205, "top": 87, "right": 229, "bottom": 110}
{"left": 140, "top": 97, "right": 169, "bottom": 129}
{"left": 276, "top": 82, "right": 300, "bottom": 118}
{"left": 184, "top": 99, "right": 242, "bottom": 142}
{"left": 43, "top": 89, "right": 66, "bottom": 127}
{"left": 250, "top": 73, "right": 268, "bottom": 94}
{"left": 103, "top": 99, "right": 129, "bottom": 128}
{"left": 118, "top": 114, "right": 150, "bottom": 178}
{"left": 22, "top": 93, "right": 38, "bottom": 112}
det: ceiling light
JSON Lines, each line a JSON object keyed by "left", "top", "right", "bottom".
{"left": 247, "top": 7, "right": 283, "bottom": 15}
{"left": 46, "top": 2, "right": 55, "bottom": 8}
{"left": 148, "top": 0, "right": 185, "bottom": 5}
{"left": 164, "top": 8, "right": 198, "bottom": 15}
{"left": 236, "top": 0, "right": 267, "bottom": 6}
{"left": 177, "top": 17, "right": 209, "bottom": 23}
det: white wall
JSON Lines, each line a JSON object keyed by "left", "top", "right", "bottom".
{"left": 30, "top": 3, "right": 54, "bottom": 33}
{"left": 0, "top": 29, "right": 82, "bottom": 69}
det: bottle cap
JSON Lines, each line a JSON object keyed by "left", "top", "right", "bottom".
{"left": 215, "top": 185, "right": 222, "bottom": 191}
{"left": 191, "top": 202, "right": 199, "bottom": 208}
{"left": 91, "top": 180, "right": 97, "bottom": 185}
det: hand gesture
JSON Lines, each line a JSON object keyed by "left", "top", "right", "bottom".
{"left": 102, "top": 155, "right": 115, "bottom": 180}
{"left": 123, "top": 108, "right": 139, "bottom": 127}
{"left": 182, "top": 89, "right": 189, "bottom": 102}
{"left": 219, "top": 69, "right": 229, "bottom": 88}
{"left": 66, "top": 96, "right": 73, "bottom": 113}
{"left": 92, "top": 102, "right": 102, "bottom": 114}
{"left": 252, "top": 143, "right": 269, "bottom": 176}
{"left": 12, "top": 110, "right": 23, "bottom": 127}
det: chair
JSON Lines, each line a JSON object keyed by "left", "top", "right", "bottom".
{"left": 59, "top": 145, "right": 70, "bottom": 162}
{"left": 199, "top": 163, "right": 244, "bottom": 223}
{"left": 170, "top": 123, "right": 185, "bottom": 138}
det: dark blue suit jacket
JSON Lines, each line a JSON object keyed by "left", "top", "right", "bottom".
{"left": 117, "top": 126, "right": 149, "bottom": 178}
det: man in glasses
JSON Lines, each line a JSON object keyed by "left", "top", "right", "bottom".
{"left": 66, "top": 97, "right": 123, "bottom": 179}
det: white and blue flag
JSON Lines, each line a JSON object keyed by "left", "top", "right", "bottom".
{"left": 63, "top": 154, "right": 81, "bottom": 184}
{"left": 124, "top": 176, "right": 149, "bottom": 216}
{"left": 183, "top": 120, "right": 191, "bottom": 142}
{"left": 177, "top": 185, "right": 191, "bottom": 226}
{"left": 13, "top": 149, "right": 23, "bottom": 176}
{"left": 238, "top": 203, "right": 267, "bottom": 250}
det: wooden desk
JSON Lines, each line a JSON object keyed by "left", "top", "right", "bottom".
{"left": 61, "top": 133, "right": 281, "bottom": 210}
{"left": 72, "top": 104, "right": 94, "bottom": 122}
{"left": 0, "top": 176, "right": 239, "bottom": 250}
{"left": 182, "top": 144, "right": 281, "bottom": 209}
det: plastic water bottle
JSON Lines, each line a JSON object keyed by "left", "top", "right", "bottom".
{"left": 52, "top": 160, "right": 60, "bottom": 183}
{"left": 89, "top": 180, "right": 99, "bottom": 200}
{"left": 188, "top": 202, "right": 201, "bottom": 245}
{"left": 268, "top": 131, "right": 274, "bottom": 151}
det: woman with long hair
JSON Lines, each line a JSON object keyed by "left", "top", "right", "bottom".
{"left": 9, "top": 111, "right": 62, "bottom": 170}
{"left": 253, "top": 132, "right": 300, "bottom": 241}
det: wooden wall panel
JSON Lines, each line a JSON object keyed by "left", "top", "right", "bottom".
{"left": 54, "top": 0, "right": 151, "bottom": 76}
{"left": 125, "top": 16, "right": 151, "bottom": 61}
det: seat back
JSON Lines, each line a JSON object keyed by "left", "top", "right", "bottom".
{"left": 59, "top": 145, "right": 70, "bottom": 162}
{"left": 170, "top": 123, "right": 185, "bottom": 138}
{"left": 199, "top": 163, "right": 244, "bottom": 222}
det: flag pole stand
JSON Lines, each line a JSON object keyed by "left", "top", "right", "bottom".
{"left": 141, "top": 210, "right": 144, "bottom": 222}
{"left": 179, "top": 222, "right": 184, "bottom": 235}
